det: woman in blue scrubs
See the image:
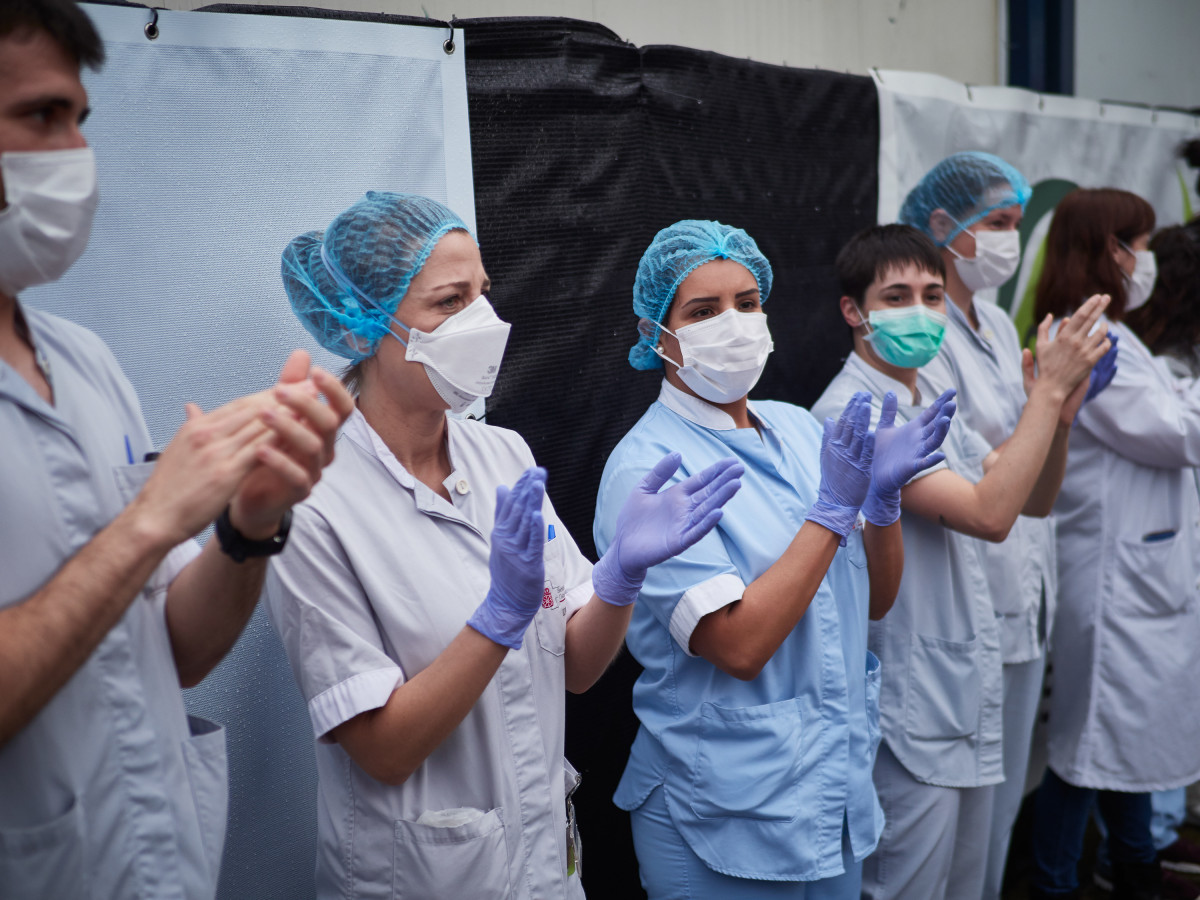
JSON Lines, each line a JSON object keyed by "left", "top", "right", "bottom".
{"left": 593, "top": 220, "right": 955, "bottom": 899}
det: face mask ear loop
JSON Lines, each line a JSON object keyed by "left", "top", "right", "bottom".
{"left": 320, "top": 242, "right": 413, "bottom": 347}
{"left": 851, "top": 300, "right": 872, "bottom": 334}
{"left": 647, "top": 318, "right": 683, "bottom": 370}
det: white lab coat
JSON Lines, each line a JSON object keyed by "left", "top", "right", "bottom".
{"left": 265, "top": 409, "right": 593, "bottom": 900}
{"left": 1049, "top": 319, "right": 1200, "bottom": 791}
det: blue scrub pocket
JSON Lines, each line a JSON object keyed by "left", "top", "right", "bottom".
{"left": 688, "top": 698, "right": 803, "bottom": 822}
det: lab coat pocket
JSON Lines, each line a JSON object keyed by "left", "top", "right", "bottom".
{"left": 535, "top": 606, "right": 567, "bottom": 657}
{"left": 865, "top": 651, "right": 883, "bottom": 759}
{"left": 0, "top": 795, "right": 85, "bottom": 899}
{"left": 112, "top": 460, "right": 156, "bottom": 505}
{"left": 689, "top": 698, "right": 803, "bottom": 822}
{"left": 393, "top": 807, "right": 510, "bottom": 900}
{"left": 904, "top": 634, "right": 980, "bottom": 740}
{"left": 181, "top": 716, "right": 229, "bottom": 884}
{"left": 1112, "top": 533, "right": 1196, "bottom": 616}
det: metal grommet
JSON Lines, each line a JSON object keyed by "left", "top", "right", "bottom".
{"left": 144, "top": 7, "right": 159, "bottom": 40}
{"left": 443, "top": 36, "right": 455, "bottom": 54}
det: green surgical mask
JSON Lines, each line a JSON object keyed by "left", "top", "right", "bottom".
{"left": 859, "top": 304, "right": 948, "bottom": 368}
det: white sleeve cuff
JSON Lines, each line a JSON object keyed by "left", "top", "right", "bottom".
{"left": 309, "top": 666, "right": 404, "bottom": 743}
{"left": 668, "top": 573, "right": 747, "bottom": 657}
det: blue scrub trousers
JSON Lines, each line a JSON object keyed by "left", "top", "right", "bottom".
{"left": 630, "top": 785, "right": 862, "bottom": 900}
{"left": 1030, "top": 768, "right": 1154, "bottom": 895}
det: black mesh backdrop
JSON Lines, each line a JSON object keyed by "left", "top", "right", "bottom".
{"left": 463, "top": 18, "right": 879, "bottom": 898}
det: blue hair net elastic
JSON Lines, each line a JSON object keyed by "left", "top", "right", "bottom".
{"left": 281, "top": 191, "right": 469, "bottom": 362}
{"left": 629, "top": 219, "right": 773, "bottom": 370}
{"left": 898, "top": 151, "right": 1032, "bottom": 247}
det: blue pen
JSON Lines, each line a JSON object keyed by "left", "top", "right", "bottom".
{"left": 547, "top": 524, "right": 555, "bottom": 541}
{"left": 124, "top": 435, "right": 134, "bottom": 464}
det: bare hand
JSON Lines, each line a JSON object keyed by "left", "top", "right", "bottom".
{"left": 1030, "top": 294, "right": 1112, "bottom": 401}
{"left": 228, "top": 351, "right": 356, "bottom": 538}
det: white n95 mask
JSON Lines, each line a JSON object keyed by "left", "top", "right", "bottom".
{"left": 950, "top": 229, "right": 1021, "bottom": 294}
{"left": 652, "top": 308, "right": 774, "bottom": 404}
{"left": 1123, "top": 248, "right": 1157, "bottom": 313}
{"left": 0, "top": 148, "right": 99, "bottom": 297}
{"left": 396, "top": 296, "right": 512, "bottom": 414}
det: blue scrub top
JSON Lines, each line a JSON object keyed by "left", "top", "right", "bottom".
{"left": 594, "top": 381, "right": 883, "bottom": 883}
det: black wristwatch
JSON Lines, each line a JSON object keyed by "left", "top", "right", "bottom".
{"left": 214, "top": 506, "right": 292, "bottom": 563}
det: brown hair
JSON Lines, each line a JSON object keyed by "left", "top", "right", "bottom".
{"left": 835, "top": 224, "right": 946, "bottom": 304}
{"left": 1125, "top": 219, "right": 1200, "bottom": 356}
{"left": 0, "top": 0, "right": 104, "bottom": 69}
{"left": 1033, "top": 188, "right": 1155, "bottom": 322}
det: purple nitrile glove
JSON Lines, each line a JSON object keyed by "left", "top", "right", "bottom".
{"left": 592, "top": 452, "right": 744, "bottom": 607}
{"left": 807, "top": 391, "right": 875, "bottom": 540}
{"left": 466, "top": 467, "right": 547, "bottom": 650}
{"left": 1084, "top": 331, "right": 1118, "bottom": 405}
{"left": 861, "top": 389, "right": 956, "bottom": 526}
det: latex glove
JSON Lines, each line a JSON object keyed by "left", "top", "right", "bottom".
{"left": 592, "top": 452, "right": 744, "bottom": 607}
{"left": 861, "top": 389, "right": 956, "bottom": 526}
{"left": 466, "top": 467, "right": 547, "bottom": 650}
{"left": 1084, "top": 331, "right": 1118, "bottom": 404}
{"left": 806, "top": 391, "right": 874, "bottom": 539}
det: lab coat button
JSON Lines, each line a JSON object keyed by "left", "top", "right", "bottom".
{"left": 455, "top": 479, "right": 470, "bottom": 495}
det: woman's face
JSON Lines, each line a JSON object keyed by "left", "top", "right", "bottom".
{"left": 658, "top": 258, "right": 761, "bottom": 369}
{"left": 367, "top": 230, "right": 491, "bottom": 410}
{"left": 1113, "top": 230, "right": 1152, "bottom": 277}
{"left": 943, "top": 203, "right": 1022, "bottom": 259}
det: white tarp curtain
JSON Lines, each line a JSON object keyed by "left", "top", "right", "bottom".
{"left": 874, "top": 69, "right": 1200, "bottom": 337}
{"left": 23, "top": 6, "right": 473, "bottom": 897}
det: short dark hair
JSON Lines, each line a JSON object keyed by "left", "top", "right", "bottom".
{"left": 835, "top": 224, "right": 946, "bottom": 303}
{"left": 0, "top": 0, "right": 104, "bottom": 70}
{"left": 1033, "top": 188, "right": 1156, "bottom": 322}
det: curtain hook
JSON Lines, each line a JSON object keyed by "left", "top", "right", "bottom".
{"left": 144, "top": 7, "right": 159, "bottom": 40}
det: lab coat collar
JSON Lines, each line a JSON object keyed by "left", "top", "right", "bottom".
{"left": 844, "top": 350, "right": 923, "bottom": 407}
{"left": 342, "top": 407, "right": 416, "bottom": 490}
{"left": 657, "top": 379, "right": 764, "bottom": 432}
{"left": 945, "top": 293, "right": 997, "bottom": 357}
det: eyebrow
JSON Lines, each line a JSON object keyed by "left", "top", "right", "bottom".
{"left": 681, "top": 288, "right": 760, "bottom": 307}
{"left": 12, "top": 95, "right": 77, "bottom": 114}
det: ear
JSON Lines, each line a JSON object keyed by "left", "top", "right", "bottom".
{"left": 929, "top": 208, "right": 955, "bottom": 244}
{"left": 839, "top": 295, "right": 866, "bottom": 329}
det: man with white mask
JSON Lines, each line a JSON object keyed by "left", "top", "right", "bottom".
{"left": 595, "top": 219, "right": 957, "bottom": 899}
{"left": 898, "top": 152, "right": 1118, "bottom": 900}
{"left": 0, "top": 3, "right": 355, "bottom": 898}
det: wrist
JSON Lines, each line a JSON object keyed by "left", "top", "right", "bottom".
{"left": 120, "top": 495, "right": 192, "bottom": 554}
{"left": 861, "top": 487, "right": 900, "bottom": 527}
{"left": 805, "top": 499, "right": 859, "bottom": 543}
{"left": 227, "top": 497, "right": 286, "bottom": 541}
{"left": 591, "top": 551, "right": 642, "bottom": 607}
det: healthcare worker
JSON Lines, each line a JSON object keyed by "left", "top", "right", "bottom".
{"left": 1029, "top": 190, "right": 1200, "bottom": 900}
{"left": 898, "top": 152, "right": 1116, "bottom": 900}
{"left": 0, "top": 3, "right": 354, "bottom": 898}
{"left": 812, "top": 224, "right": 1110, "bottom": 900}
{"left": 265, "top": 193, "right": 743, "bottom": 900}
{"left": 595, "top": 219, "right": 957, "bottom": 900}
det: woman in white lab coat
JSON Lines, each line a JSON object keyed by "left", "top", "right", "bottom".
{"left": 263, "top": 192, "right": 742, "bottom": 900}
{"left": 1028, "top": 189, "right": 1200, "bottom": 900}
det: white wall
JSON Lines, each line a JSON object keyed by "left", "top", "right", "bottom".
{"left": 153, "top": 0, "right": 1003, "bottom": 86}
{"left": 1075, "top": 0, "right": 1200, "bottom": 109}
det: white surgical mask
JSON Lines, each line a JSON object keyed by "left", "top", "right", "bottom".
{"left": 948, "top": 229, "right": 1021, "bottom": 294}
{"left": 0, "top": 148, "right": 98, "bottom": 297}
{"left": 651, "top": 308, "right": 774, "bottom": 403}
{"left": 1120, "top": 243, "right": 1157, "bottom": 313}
{"left": 394, "top": 296, "right": 512, "bottom": 414}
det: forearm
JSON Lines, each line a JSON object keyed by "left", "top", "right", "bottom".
{"left": 971, "top": 385, "right": 1067, "bottom": 534}
{"left": 563, "top": 595, "right": 634, "bottom": 693}
{"left": 863, "top": 521, "right": 903, "bottom": 620}
{"left": 1023, "top": 424, "right": 1070, "bottom": 517}
{"left": 0, "top": 505, "right": 174, "bottom": 747}
{"left": 164, "top": 540, "right": 270, "bottom": 688}
{"left": 690, "top": 521, "right": 839, "bottom": 680}
{"left": 331, "top": 626, "right": 508, "bottom": 785}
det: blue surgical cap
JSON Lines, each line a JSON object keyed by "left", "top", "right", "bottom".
{"left": 629, "top": 219, "right": 773, "bottom": 370}
{"left": 281, "top": 191, "right": 469, "bottom": 362}
{"left": 898, "top": 151, "right": 1032, "bottom": 247}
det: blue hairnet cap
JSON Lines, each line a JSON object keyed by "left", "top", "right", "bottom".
{"left": 898, "top": 151, "right": 1032, "bottom": 246}
{"left": 281, "top": 191, "right": 469, "bottom": 362}
{"left": 629, "top": 219, "right": 773, "bottom": 370}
